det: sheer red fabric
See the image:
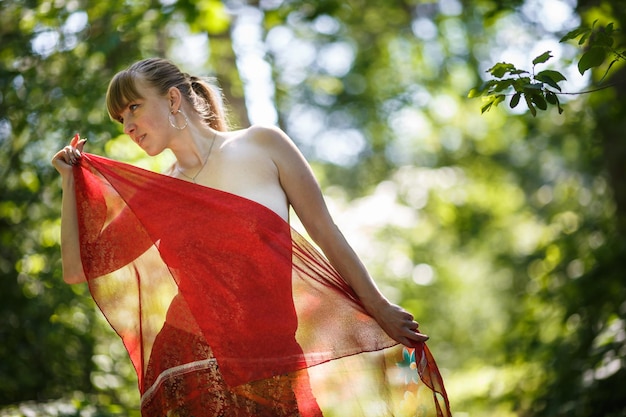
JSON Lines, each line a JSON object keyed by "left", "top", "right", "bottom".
{"left": 73, "top": 153, "right": 451, "bottom": 417}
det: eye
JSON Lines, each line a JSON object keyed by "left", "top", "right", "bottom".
{"left": 129, "top": 103, "right": 140, "bottom": 112}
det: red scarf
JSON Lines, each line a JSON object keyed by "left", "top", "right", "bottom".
{"left": 73, "top": 153, "right": 451, "bottom": 416}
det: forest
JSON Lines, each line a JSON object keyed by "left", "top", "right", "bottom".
{"left": 1, "top": 0, "right": 625, "bottom": 416}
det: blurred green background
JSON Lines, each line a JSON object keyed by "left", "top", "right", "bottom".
{"left": 1, "top": 0, "right": 625, "bottom": 416}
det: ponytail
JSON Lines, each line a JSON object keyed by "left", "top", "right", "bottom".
{"left": 189, "top": 76, "right": 229, "bottom": 132}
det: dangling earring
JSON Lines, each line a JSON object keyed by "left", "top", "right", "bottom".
{"left": 169, "top": 109, "right": 189, "bottom": 130}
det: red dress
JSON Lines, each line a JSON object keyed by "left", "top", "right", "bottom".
{"left": 73, "top": 153, "right": 451, "bottom": 417}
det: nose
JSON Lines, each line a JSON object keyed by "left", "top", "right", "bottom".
{"left": 123, "top": 120, "right": 135, "bottom": 136}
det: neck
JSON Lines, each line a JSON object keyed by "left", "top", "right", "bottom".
{"left": 170, "top": 122, "right": 218, "bottom": 170}
{"left": 172, "top": 127, "right": 217, "bottom": 183}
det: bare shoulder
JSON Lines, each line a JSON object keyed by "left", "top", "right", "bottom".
{"left": 246, "top": 123, "right": 286, "bottom": 137}
{"left": 221, "top": 124, "right": 301, "bottom": 170}
{"left": 241, "top": 124, "right": 292, "bottom": 148}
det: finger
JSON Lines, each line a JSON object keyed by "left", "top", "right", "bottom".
{"left": 66, "top": 141, "right": 85, "bottom": 161}
{"left": 64, "top": 145, "right": 80, "bottom": 165}
{"left": 70, "top": 133, "right": 80, "bottom": 147}
{"left": 407, "top": 330, "right": 429, "bottom": 343}
{"left": 400, "top": 332, "right": 429, "bottom": 348}
{"left": 402, "top": 311, "right": 415, "bottom": 322}
{"left": 63, "top": 147, "right": 73, "bottom": 164}
{"left": 76, "top": 138, "right": 87, "bottom": 152}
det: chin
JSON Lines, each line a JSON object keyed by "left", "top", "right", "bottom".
{"left": 141, "top": 146, "right": 162, "bottom": 157}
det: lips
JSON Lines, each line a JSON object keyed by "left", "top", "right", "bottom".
{"left": 134, "top": 134, "right": 146, "bottom": 145}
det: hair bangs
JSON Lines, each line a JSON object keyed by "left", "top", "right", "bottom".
{"left": 106, "top": 70, "right": 143, "bottom": 122}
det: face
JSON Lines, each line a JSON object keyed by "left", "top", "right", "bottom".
{"left": 117, "top": 79, "right": 173, "bottom": 156}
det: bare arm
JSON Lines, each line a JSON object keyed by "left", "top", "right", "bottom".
{"left": 258, "top": 126, "right": 429, "bottom": 347}
{"left": 51, "top": 135, "right": 87, "bottom": 284}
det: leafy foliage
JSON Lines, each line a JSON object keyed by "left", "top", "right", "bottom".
{"left": 468, "top": 53, "right": 566, "bottom": 116}
{"left": 470, "top": 21, "right": 624, "bottom": 116}
{"left": 561, "top": 21, "right": 625, "bottom": 78}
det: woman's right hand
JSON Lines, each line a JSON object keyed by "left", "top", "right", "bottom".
{"left": 51, "top": 133, "right": 87, "bottom": 176}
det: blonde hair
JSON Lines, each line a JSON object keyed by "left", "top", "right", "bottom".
{"left": 106, "top": 58, "right": 228, "bottom": 131}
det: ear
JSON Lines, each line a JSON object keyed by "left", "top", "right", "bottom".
{"left": 167, "top": 87, "right": 183, "bottom": 113}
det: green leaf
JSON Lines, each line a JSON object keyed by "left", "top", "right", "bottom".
{"left": 536, "top": 70, "right": 567, "bottom": 91}
{"left": 523, "top": 83, "right": 543, "bottom": 90}
{"left": 510, "top": 92, "right": 521, "bottom": 109}
{"left": 532, "top": 51, "right": 553, "bottom": 65}
{"left": 537, "top": 76, "right": 562, "bottom": 91}
{"left": 606, "top": 22, "right": 614, "bottom": 34}
{"left": 512, "top": 77, "right": 532, "bottom": 91}
{"left": 468, "top": 88, "right": 480, "bottom": 98}
{"left": 536, "top": 70, "right": 566, "bottom": 83}
{"left": 488, "top": 62, "right": 517, "bottom": 78}
{"left": 579, "top": 32, "right": 591, "bottom": 45}
{"left": 578, "top": 47, "right": 607, "bottom": 75}
{"left": 544, "top": 91, "right": 564, "bottom": 113}
{"left": 524, "top": 94, "right": 537, "bottom": 117}
{"left": 493, "top": 79, "right": 516, "bottom": 92}
{"left": 531, "top": 93, "right": 547, "bottom": 110}
{"left": 593, "top": 31, "right": 614, "bottom": 48}
{"left": 599, "top": 58, "right": 620, "bottom": 82}
{"left": 480, "top": 95, "right": 505, "bottom": 113}
{"left": 560, "top": 27, "right": 590, "bottom": 43}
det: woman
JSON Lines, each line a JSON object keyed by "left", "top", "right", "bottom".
{"left": 51, "top": 58, "right": 448, "bottom": 416}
